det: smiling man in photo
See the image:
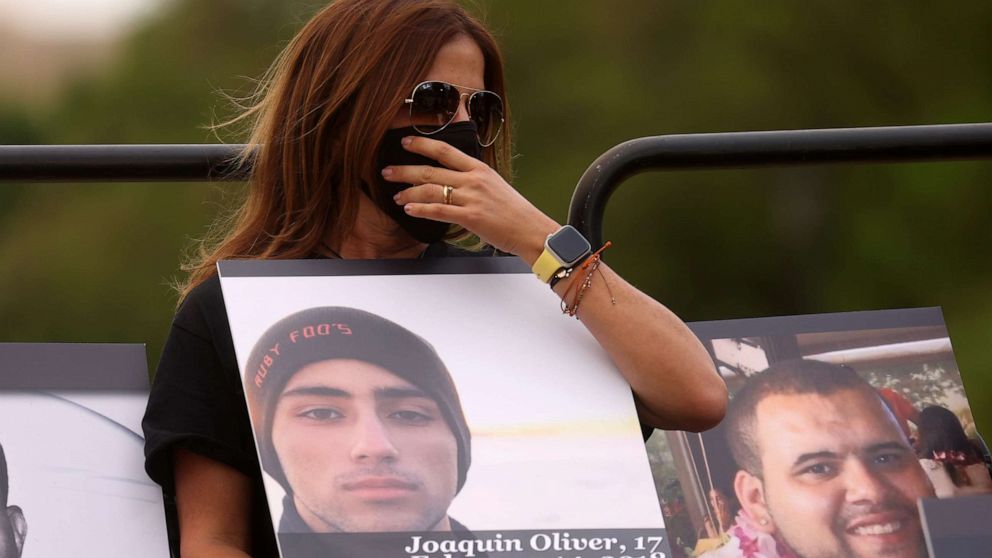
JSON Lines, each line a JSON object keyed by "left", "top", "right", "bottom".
{"left": 244, "top": 306, "right": 472, "bottom": 534}
{"left": 708, "top": 359, "right": 933, "bottom": 558}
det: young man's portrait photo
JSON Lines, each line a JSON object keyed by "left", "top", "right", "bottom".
{"left": 243, "top": 306, "right": 472, "bottom": 534}
{"left": 219, "top": 261, "right": 667, "bottom": 557}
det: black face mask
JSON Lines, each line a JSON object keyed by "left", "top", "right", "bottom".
{"left": 371, "top": 121, "right": 482, "bottom": 244}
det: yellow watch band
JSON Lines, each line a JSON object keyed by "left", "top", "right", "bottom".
{"left": 532, "top": 248, "right": 562, "bottom": 283}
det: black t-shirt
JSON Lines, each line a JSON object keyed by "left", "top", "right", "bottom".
{"left": 143, "top": 268, "right": 277, "bottom": 556}
{"left": 142, "top": 244, "right": 653, "bottom": 557}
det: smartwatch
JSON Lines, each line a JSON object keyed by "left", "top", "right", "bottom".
{"left": 531, "top": 225, "right": 592, "bottom": 283}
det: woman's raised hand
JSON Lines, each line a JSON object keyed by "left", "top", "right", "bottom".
{"left": 383, "top": 135, "right": 558, "bottom": 264}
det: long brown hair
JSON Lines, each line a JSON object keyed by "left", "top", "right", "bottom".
{"left": 180, "top": 0, "right": 511, "bottom": 301}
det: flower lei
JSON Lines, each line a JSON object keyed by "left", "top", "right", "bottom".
{"left": 702, "top": 511, "right": 798, "bottom": 558}
{"left": 932, "top": 449, "right": 979, "bottom": 465}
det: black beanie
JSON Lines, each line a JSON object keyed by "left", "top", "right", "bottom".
{"left": 243, "top": 306, "right": 471, "bottom": 494}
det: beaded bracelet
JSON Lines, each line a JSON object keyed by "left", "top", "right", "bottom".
{"left": 562, "top": 256, "right": 601, "bottom": 317}
{"left": 560, "top": 241, "right": 616, "bottom": 317}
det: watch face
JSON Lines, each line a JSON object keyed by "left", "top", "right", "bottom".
{"left": 548, "top": 226, "right": 591, "bottom": 264}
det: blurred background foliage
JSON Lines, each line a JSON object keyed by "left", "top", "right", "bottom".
{"left": 1, "top": 0, "right": 990, "bottom": 435}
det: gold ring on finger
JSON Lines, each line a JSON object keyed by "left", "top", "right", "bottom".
{"left": 442, "top": 185, "right": 454, "bottom": 205}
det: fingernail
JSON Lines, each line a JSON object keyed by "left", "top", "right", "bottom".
{"left": 401, "top": 137, "right": 413, "bottom": 146}
{"left": 381, "top": 167, "right": 392, "bottom": 177}
{"left": 404, "top": 204, "right": 414, "bottom": 213}
{"left": 393, "top": 194, "right": 401, "bottom": 203}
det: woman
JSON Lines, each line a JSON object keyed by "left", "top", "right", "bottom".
{"left": 142, "top": 1, "right": 727, "bottom": 556}
{"left": 917, "top": 405, "right": 992, "bottom": 498}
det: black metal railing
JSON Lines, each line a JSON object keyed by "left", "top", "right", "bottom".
{"left": 566, "top": 122, "right": 992, "bottom": 246}
{"left": 3, "top": 122, "right": 992, "bottom": 245}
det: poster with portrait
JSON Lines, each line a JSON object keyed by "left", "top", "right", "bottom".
{"left": 0, "top": 343, "right": 169, "bottom": 558}
{"left": 645, "top": 308, "right": 992, "bottom": 558}
{"left": 218, "top": 257, "right": 669, "bottom": 558}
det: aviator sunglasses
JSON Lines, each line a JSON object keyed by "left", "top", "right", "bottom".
{"left": 404, "top": 80, "right": 505, "bottom": 147}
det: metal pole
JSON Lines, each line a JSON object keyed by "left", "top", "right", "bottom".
{"left": 0, "top": 144, "right": 250, "bottom": 182}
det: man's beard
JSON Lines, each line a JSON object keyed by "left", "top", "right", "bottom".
{"left": 772, "top": 498, "right": 926, "bottom": 558}
{"left": 297, "top": 495, "right": 449, "bottom": 533}
{"left": 296, "top": 465, "right": 450, "bottom": 533}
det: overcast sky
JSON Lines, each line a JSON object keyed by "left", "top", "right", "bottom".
{"left": 0, "top": 0, "right": 167, "bottom": 41}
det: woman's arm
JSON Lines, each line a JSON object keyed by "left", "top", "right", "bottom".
{"left": 174, "top": 449, "right": 254, "bottom": 558}
{"left": 550, "top": 257, "right": 728, "bottom": 432}
{"left": 387, "top": 137, "right": 728, "bottom": 432}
